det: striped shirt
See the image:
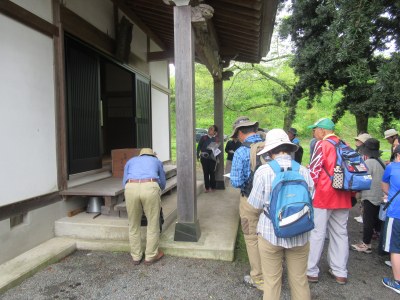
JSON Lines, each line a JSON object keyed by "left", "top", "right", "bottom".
{"left": 248, "top": 154, "right": 315, "bottom": 248}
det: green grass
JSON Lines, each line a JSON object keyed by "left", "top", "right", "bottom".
{"left": 234, "top": 225, "right": 249, "bottom": 263}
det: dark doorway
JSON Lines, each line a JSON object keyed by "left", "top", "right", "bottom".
{"left": 100, "top": 61, "right": 136, "bottom": 155}
{"left": 64, "top": 36, "right": 152, "bottom": 176}
{"left": 65, "top": 37, "right": 101, "bottom": 175}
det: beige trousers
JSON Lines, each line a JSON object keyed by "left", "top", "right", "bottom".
{"left": 125, "top": 182, "right": 161, "bottom": 261}
{"left": 239, "top": 195, "right": 263, "bottom": 281}
{"left": 258, "top": 236, "right": 310, "bottom": 300}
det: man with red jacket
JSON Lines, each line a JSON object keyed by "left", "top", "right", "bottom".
{"left": 306, "top": 118, "right": 352, "bottom": 285}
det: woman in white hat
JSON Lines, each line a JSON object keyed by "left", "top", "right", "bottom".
{"left": 247, "top": 129, "right": 314, "bottom": 300}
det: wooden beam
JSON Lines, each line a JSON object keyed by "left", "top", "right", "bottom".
{"left": 0, "top": 0, "right": 58, "bottom": 37}
{"left": 212, "top": 2, "right": 262, "bottom": 18}
{"left": 214, "top": 12, "right": 261, "bottom": 26}
{"left": 259, "top": 0, "right": 279, "bottom": 57}
{"left": 111, "top": 0, "right": 166, "bottom": 50}
{"left": 53, "top": 0, "right": 68, "bottom": 191}
{"left": 147, "top": 50, "right": 174, "bottom": 62}
{"left": 217, "top": 0, "right": 262, "bottom": 10}
{"left": 192, "top": 4, "right": 222, "bottom": 79}
{"left": 0, "top": 192, "right": 61, "bottom": 222}
{"left": 60, "top": 6, "right": 115, "bottom": 55}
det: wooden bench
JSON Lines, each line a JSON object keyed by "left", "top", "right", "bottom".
{"left": 60, "top": 164, "right": 177, "bottom": 216}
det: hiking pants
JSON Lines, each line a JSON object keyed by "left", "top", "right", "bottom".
{"left": 125, "top": 181, "right": 161, "bottom": 261}
{"left": 259, "top": 237, "right": 310, "bottom": 300}
{"left": 240, "top": 194, "right": 263, "bottom": 281}
{"left": 307, "top": 208, "right": 349, "bottom": 278}
{"left": 200, "top": 157, "right": 216, "bottom": 190}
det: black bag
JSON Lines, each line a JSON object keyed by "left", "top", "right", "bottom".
{"left": 141, "top": 207, "right": 164, "bottom": 233}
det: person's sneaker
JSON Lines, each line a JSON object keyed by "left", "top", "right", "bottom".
{"left": 243, "top": 275, "right": 264, "bottom": 291}
{"left": 382, "top": 277, "right": 400, "bottom": 294}
{"left": 354, "top": 215, "right": 363, "bottom": 223}
{"left": 385, "top": 260, "right": 392, "bottom": 267}
{"left": 351, "top": 242, "right": 372, "bottom": 254}
{"left": 307, "top": 275, "right": 319, "bottom": 283}
{"left": 328, "top": 269, "right": 347, "bottom": 285}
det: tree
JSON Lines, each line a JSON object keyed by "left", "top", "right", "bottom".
{"left": 224, "top": 57, "right": 301, "bottom": 130}
{"left": 280, "top": 0, "right": 400, "bottom": 133}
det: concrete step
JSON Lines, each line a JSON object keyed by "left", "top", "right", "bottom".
{"left": 0, "top": 238, "right": 76, "bottom": 294}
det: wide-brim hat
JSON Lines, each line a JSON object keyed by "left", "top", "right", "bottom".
{"left": 359, "top": 138, "right": 380, "bottom": 158}
{"left": 384, "top": 129, "right": 398, "bottom": 139}
{"left": 307, "top": 118, "right": 335, "bottom": 130}
{"left": 230, "top": 116, "right": 259, "bottom": 138}
{"left": 139, "top": 148, "right": 157, "bottom": 156}
{"left": 354, "top": 133, "right": 372, "bottom": 144}
{"left": 257, "top": 128, "right": 299, "bottom": 156}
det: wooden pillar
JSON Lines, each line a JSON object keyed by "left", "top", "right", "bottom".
{"left": 173, "top": 1, "right": 201, "bottom": 242}
{"left": 214, "top": 78, "right": 225, "bottom": 189}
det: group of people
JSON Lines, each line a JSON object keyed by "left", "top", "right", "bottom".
{"left": 119, "top": 117, "right": 400, "bottom": 298}
{"left": 228, "top": 116, "right": 400, "bottom": 299}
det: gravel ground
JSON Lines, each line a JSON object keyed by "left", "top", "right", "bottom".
{"left": 1, "top": 207, "right": 397, "bottom": 300}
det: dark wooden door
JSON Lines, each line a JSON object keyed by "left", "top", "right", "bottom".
{"left": 65, "top": 38, "right": 101, "bottom": 174}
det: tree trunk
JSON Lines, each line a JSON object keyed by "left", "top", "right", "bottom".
{"left": 355, "top": 114, "right": 369, "bottom": 134}
{"left": 283, "top": 102, "right": 297, "bottom": 131}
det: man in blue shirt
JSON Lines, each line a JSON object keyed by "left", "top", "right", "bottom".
{"left": 381, "top": 145, "right": 400, "bottom": 294}
{"left": 123, "top": 148, "right": 166, "bottom": 265}
{"left": 230, "top": 116, "right": 264, "bottom": 290}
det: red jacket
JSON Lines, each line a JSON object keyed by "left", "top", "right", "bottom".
{"left": 309, "top": 135, "right": 352, "bottom": 209}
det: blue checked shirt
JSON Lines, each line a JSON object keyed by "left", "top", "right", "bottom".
{"left": 248, "top": 154, "right": 315, "bottom": 248}
{"left": 230, "top": 134, "right": 263, "bottom": 190}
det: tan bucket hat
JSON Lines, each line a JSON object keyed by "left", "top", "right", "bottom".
{"left": 230, "top": 116, "right": 259, "bottom": 138}
{"left": 384, "top": 129, "right": 398, "bottom": 139}
{"left": 354, "top": 133, "right": 372, "bottom": 143}
{"left": 139, "top": 148, "right": 157, "bottom": 156}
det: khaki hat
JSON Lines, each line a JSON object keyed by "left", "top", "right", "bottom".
{"left": 230, "top": 116, "right": 259, "bottom": 138}
{"left": 257, "top": 128, "right": 299, "bottom": 156}
{"left": 354, "top": 133, "right": 372, "bottom": 144}
{"left": 384, "top": 129, "right": 398, "bottom": 139}
{"left": 139, "top": 148, "right": 157, "bottom": 156}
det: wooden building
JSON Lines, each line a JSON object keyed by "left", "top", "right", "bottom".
{"left": 0, "top": 0, "right": 278, "bottom": 263}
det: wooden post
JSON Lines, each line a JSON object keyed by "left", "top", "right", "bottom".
{"left": 214, "top": 78, "right": 225, "bottom": 189}
{"left": 173, "top": 1, "right": 201, "bottom": 242}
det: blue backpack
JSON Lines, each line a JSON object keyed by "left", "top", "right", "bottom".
{"left": 324, "top": 139, "right": 372, "bottom": 191}
{"left": 264, "top": 160, "right": 314, "bottom": 238}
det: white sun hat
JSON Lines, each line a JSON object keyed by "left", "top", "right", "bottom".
{"left": 257, "top": 128, "right": 299, "bottom": 156}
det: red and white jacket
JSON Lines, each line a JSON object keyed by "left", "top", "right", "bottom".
{"left": 309, "top": 134, "right": 352, "bottom": 209}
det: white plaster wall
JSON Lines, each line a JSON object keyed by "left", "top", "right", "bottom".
{"left": 10, "top": 0, "right": 52, "bottom": 23}
{"left": 151, "top": 89, "right": 170, "bottom": 162}
{"left": 132, "top": 26, "right": 147, "bottom": 62}
{"left": 64, "top": 0, "right": 115, "bottom": 38}
{"left": 0, "top": 197, "right": 85, "bottom": 264}
{"left": 150, "top": 61, "right": 169, "bottom": 88}
{"left": 0, "top": 15, "right": 57, "bottom": 206}
{"left": 150, "top": 39, "right": 162, "bottom": 52}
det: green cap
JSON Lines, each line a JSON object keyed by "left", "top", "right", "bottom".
{"left": 307, "top": 118, "right": 335, "bottom": 130}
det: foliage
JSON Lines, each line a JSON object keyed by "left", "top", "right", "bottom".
{"left": 280, "top": 0, "right": 400, "bottom": 132}
{"left": 223, "top": 57, "right": 301, "bottom": 129}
